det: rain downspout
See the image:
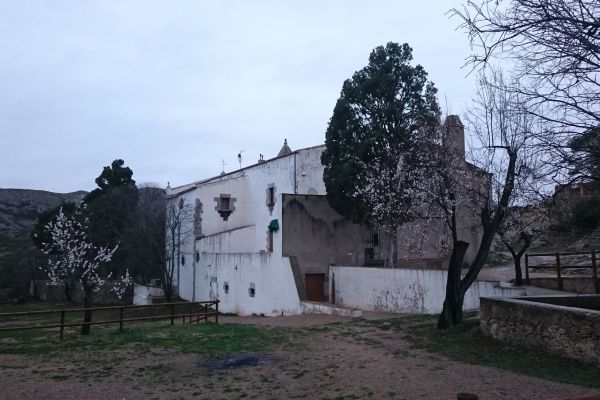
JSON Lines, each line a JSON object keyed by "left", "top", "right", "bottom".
{"left": 192, "top": 239, "right": 197, "bottom": 302}
{"left": 294, "top": 152, "right": 297, "bottom": 194}
{"left": 177, "top": 224, "right": 181, "bottom": 297}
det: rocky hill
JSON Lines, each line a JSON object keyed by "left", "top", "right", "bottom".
{"left": 0, "top": 188, "right": 87, "bottom": 236}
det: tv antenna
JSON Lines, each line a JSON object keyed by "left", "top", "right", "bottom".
{"left": 220, "top": 159, "right": 227, "bottom": 174}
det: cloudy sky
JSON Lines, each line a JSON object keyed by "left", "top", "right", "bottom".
{"left": 0, "top": 1, "right": 477, "bottom": 193}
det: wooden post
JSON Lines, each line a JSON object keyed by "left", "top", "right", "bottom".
{"left": 119, "top": 307, "right": 124, "bottom": 331}
{"left": 556, "top": 252, "right": 563, "bottom": 291}
{"left": 170, "top": 304, "right": 175, "bottom": 325}
{"left": 525, "top": 254, "right": 530, "bottom": 284}
{"left": 60, "top": 309, "right": 65, "bottom": 340}
{"left": 592, "top": 250, "right": 599, "bottom": 294}
{"left": 204, "top": 304, "right": 208, "bottom": 322}
{"left": 215, "top": 300, "right": 219, "bottom": 324}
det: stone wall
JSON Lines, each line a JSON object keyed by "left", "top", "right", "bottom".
{"left": 528, "top": 277, "right": 600, "bottom": 294}
{"left": 480, "top": 296, "right": 600, "bottom": 364}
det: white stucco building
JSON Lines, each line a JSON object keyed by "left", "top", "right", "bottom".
{"left": 166, "top": 142, "right": 330, "bottom": 315}
{"left": 165, "top": 117, "right": 489, "bottom": 316}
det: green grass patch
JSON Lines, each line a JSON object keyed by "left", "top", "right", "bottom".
{"left": 400, "top": 315, "right": 600, "bottom": 388}
{"left": 0, "top": 302, "right": 59, "bottom": 314}
{"left": 0, "top": 321, "right": 290, "bottom": 358}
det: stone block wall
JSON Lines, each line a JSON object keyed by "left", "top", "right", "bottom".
{"left": 480, "top": 297, "right": 600, "bottom": 364}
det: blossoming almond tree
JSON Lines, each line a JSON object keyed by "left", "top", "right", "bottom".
{"left": 40, "top": 207, "right": 130, "bottom": 335}
{"left": 354, "top": 144, "right": 432, "bottom": 266}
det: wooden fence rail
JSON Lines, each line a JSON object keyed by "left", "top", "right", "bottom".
{"left": 0, "top": 300, "right": 219, "bottom": 339}
{"left": 525, "top": 250, "right": 599, "bottom": 293}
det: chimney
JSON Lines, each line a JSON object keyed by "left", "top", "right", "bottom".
{"left": 443, "top": 115, "right": 465, "bottom": 159}
{"left": 257, "top": 154, "right": 265, "bottom": 163}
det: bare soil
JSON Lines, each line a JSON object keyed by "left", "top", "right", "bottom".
{"left": 0, "top": 313, "right": 597, "bottom": 400}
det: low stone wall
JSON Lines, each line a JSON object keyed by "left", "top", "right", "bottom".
{"left": 480, "top": 296, "right": 600, "bottom": 364}
{"left": 528, "top": 277, "right": 599, "bottom": 294}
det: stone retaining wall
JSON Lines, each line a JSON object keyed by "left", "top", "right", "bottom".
{"left": 528, "top": 277, "right": 599, "bottom": 294}
{"left": 480, "top": 296, "right": 600, "bottom": 364}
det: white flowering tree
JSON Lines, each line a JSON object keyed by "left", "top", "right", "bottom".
{"left": 354, "top": 144, "right": 432, "bottom": 266}
{"left": 41, "top": 207, "right": 131, "bottom": 335}
{"left": 321, "top": 42, "right": 441, "bottom": 267}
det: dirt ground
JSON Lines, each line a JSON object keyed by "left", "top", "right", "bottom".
{"left": 0, "top": 313, "right": 598, "bottom": 400}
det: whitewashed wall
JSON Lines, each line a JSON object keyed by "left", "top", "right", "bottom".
{"left": 169, "top": 145, "right": 326, "bottom": 313}
{"left": 330, "top": 266, "right": 525, "bottom": 314}
{"left": 199, "top": 225, "right": 257, "bottom": 254}
{"left": 172, "top": 145, "right": 326, "bottom": 256}
{"left": 133, "top": 284, "right": 164, "bottom": 305}
{"left": 178, "top": 252, "right": 302, "bottom": 316}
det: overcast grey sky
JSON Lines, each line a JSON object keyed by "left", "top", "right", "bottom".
{"left": 0, "top": 1, "right": 476, "bottom": 193}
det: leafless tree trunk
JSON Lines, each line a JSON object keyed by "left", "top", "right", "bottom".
{"left": 164, "top": 197, "right": 193, "bottom": 301}
{"left": 81, "top": 284, "right": 93, "bottom": 335}
{"left": 502, "top": 232, "right": 532, "bottom": 286}
{"left": 438, "top": 71, "right": 549, "bottom": 328}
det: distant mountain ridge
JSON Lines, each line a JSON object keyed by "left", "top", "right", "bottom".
{"left": 0, "top": 188, "right": 87, "bottom": 236}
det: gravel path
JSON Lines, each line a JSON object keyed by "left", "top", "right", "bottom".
{"left": 0, "top": 314, "right": 598, "bottom": 400}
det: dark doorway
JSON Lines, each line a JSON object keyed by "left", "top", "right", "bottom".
{"left": 305, "top": 274, "right": 326, "bottom": 302}
{"left": 364, "top": 227, "right": 380, "bottom": 262}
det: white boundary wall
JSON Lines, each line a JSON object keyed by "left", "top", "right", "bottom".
{"left": 330, "top": 266, "right": 525, "bottom": 314}
{"left": 179, "top": 252, "right": 302, "bottom": 316}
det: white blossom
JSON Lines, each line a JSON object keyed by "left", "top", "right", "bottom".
{"left": 40, "top": 207, "right": 132, "bottom": 300}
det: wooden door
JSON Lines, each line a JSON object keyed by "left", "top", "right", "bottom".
{"left": 305, "top": 274, "right": 326, "bottom": 302}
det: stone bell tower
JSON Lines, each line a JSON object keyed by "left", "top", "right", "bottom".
{"left": 443, "top": 115, "right": 465, "bottom": 159}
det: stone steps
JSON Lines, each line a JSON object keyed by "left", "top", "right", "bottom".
{"left": 300, "top": 301, "right": 362, "bottom": 317}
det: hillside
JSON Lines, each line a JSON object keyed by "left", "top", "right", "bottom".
{"left": 0, "top": 188, "right": 87, "bottom": 236}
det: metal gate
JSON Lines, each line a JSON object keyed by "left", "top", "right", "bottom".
{"left": 364, "top": 227, "right": 380, "bottom": 261}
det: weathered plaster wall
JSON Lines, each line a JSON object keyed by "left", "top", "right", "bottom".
{"left": 171, "top": 146, "right": 326, "bottom": 304}
{"left": 480, "top": 296, "right": 600, "bottom": 364}
{"left": 282, "top": 194, "right": 365, "bottom": 299}
{"left": 198, "top": 225, "right": 257, "bottom": 254}
{"left": 330, "top": 266, "right": 525, "bottom": 314}
{"left": 132, "top": 284, "right": 164, "bottom": 305}
{"left": 294, "top": 146, "right": 327, "bottom": 194}
{"left": 178, "top": 252, "right": 302, "bottom": 316}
